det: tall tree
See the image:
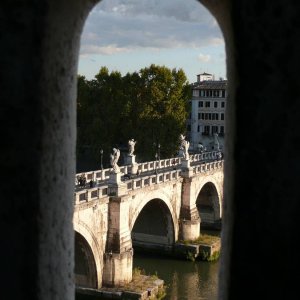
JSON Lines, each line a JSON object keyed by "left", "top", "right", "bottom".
{"left": 76, "top": 65, "right": 191, "bottom": 169}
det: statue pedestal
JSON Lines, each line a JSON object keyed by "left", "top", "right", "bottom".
{"left": 126, "top": 154, "right": 136, "bottom": 165}
{"left": 181, "top": 158, "right": 191, "bottom": 169}
{"left": 108, "top": 172, "right": 127, "bottom": 196}
{"left": 181, "top": 159, "right": 193, "bottom": 177}
{"left": 109, "top": 172, "right": 122, "bottom": 184}
{"left": 126, "top": 155, "right": 138, "bottom": 175}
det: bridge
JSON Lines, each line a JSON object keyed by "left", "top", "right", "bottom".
{"left": 73, "top": 151, "right": 224, "bottom": 289}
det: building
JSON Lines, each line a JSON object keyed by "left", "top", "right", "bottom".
{"left": 187, "top": 72, "right": 227, "bottom": 151}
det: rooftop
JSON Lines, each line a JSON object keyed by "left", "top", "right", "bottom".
{"left": 192, "top": 80, "right": 227, "bottom": 89}
{"left": 197, "top": 72, "right": 213, "bottom": 76}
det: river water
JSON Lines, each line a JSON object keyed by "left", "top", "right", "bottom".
{"left": 133, "top": 252, "right": 219, "bottom": 300}
{"left": 76, "top": 254, "right": 219, "bottom": 300}
{"left": 76, "top": 230, "right": 220, "bottom": 300}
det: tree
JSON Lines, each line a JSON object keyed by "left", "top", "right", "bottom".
{"left": 76, "top": 65, "right": 191, "bottom": 169}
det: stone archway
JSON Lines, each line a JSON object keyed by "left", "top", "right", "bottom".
{"left": 196, "top": 182, "right": 221, "bottom": 230}
{"left": 75, "top": 232, "right": 98, "bottom": 288}
{"left": 131, "top": 198, "right": 175, "bottom": 252}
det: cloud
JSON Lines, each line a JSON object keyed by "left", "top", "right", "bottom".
{"left": 80, "top": 0, "right": 224, "bottom": 56}
{"left": 198, "top": 53, "right": 211, "bottom": 63}
{"left": 80, "top": 44, "right": 131, "bottom": 56}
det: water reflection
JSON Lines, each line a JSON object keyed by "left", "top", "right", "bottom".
{"left": 133, "top": 252, "right": 219, "bottom": 300}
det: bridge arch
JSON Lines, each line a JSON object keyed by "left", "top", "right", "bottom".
{"left": 129, "top": 192, "right": 177, "bottom": 251}
{"left": 74, "top": 222, "right": 103, "bottom": 288}
{"left": 195, "top": 178, "right": 223, "bottom": 229}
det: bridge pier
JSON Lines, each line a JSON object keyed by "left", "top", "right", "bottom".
{"left": 179, "top": 176, "right": 201, "bottom": 241}
{"left": 103, "top": 195, "right": 133, "bottom": 287}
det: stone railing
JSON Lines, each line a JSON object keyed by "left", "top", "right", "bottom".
{"left": 193, "top": 160, "right": 224, "bottom": 174}
{"left": 74, "top": 157, "right": 224, "bottom": 206}
{"left": 74, "top": 169, "right": 182, "bottom": 205}
{"left": 74, "top": 185, "right": 109, "bottom": 205}
{"left": 124, "top": 169, "right": 181, "bottom": 191}
{"left": 75, "top": 150, "right": 221, "bottom": 185}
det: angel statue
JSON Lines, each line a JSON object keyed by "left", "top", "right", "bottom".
{"left": 110, "top": 148, "right": 120, "bottom": 173}
{"left": 179, "top": 134, "right": 190, "bottom": 159}
{"left": 213, "top": 133, "right": 220, "bottom": 151}
{"left": 128, "top": 138, "right": 137, "bottom": 156}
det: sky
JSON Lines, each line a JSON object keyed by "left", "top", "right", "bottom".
{"left": 78, "top": 0, "right": 226, "bottom": 84}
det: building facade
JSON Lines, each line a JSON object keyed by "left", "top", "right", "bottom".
{"left": 187, "top": 73, "right": 227, "bottom": 150}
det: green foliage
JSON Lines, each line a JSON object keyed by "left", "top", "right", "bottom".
{"left": 200, "top": 250, "right": 220, "bottom": 262}
{"left": 181, "top": 234, "right": 220, "bottom": 245}
{"left": 76, "top": 64, "right": 191, "bottom": 165}
{"left": 186, "top": 250, "right": 196, "bottom": 262}
{"left": 132, "top": 266, "right": 145, "bottom": 277}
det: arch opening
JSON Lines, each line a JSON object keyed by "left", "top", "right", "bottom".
{"left": 196, "top": 182, "right": 221, "bottom": 230}
{"left": 75, "top": 232, "right": 98, "bottom": 289}
{"left": 132, "top": 198, "right": 175, "bottom": 253}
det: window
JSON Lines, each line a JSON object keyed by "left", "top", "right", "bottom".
{"left": 197, "top": 125, "right": 200, "bottom": 132}
{"left": 212, "top": 126, "right": 218, "bottom": 134}
{"left": 198, "top": 113, "right": 201, "bottom": 119}
{"left": 221, "top": 102, "right": 225, "bottom": 108}
{"left": 203, "top": 125, "right": 210, "bottom": 135}
{"left": 216, "top": 114, "right": 219, "bottom": 120}
{"left": 214, "top": 101, "right": 218, "bottom": 108}
{"left": 193, "top": 90, "right": 199, "bottom": 97}
{"left": 205, "top": 101, "right": 210, "bottom": 108}
{"left": 221, "top": 113, "right": 224, "bottom": 120}
{"left": 199, "top": 101, "right": 203, "bottom": 107}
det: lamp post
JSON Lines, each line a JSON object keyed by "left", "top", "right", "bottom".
{"left": 158, "top": 143, "right": 160, "bottom": 161}
{"left": 100, "top": 149, "right": 103, "bottom": 170}
{"left": 155, "top": 153, "right": 158, "bottom": 174}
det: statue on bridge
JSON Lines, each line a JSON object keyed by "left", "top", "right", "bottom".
{"left": 110, "top": 148, "right": 120, "bottom": 173}
{"left": 179, "top": 134, "right": 190, "bottom": 160}
{"left": 213, "top": 133, "right": 220, "bottom": 151}
{"left": 128, "top": 138, "right": 137, "bottom": 156}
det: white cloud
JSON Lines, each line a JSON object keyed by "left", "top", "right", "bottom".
{"left": 80, "top": 0, "right": 224, "bottom": 55}
{"left": 80, "top": 45, "right": 131, "bottom": 56}
{"left": 198, "top": 53, "right": 211, "bottom": 63}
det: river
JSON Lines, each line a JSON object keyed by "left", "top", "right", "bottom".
{"left": 76, "top": 230, "right": 220, "bottom": 300}
{"left": 133, "top": 252, "right": 219, "bottom": 300}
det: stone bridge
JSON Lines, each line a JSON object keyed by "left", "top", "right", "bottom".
{"left": 73, "top": 151, "right": 224, "bottom": 288}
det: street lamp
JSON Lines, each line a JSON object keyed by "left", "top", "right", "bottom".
{"left": 100, "top": 149, "right": 103, "bottom": 170}
{"left": 158, "top": 143, "right": 161, "bottom": 161}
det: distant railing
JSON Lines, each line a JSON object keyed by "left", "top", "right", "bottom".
{"left": 74, "top": 155, "right": 224, "bottom": 206}
{"left": 75, "top": 150, "right": 221, "bottom": 185}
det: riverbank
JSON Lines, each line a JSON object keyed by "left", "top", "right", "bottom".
{"left": 175, "top": 233, "right": 221, "bottom": 261}
{"left": 133, "top": 233, "right": 221, "bottom": 262}
{"left": 76, "top": 268, "right": 166, "bottom": 300}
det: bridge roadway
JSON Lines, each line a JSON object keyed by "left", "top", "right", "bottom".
{"left": 73, "top": 151, "right": 224, "bottom": 288}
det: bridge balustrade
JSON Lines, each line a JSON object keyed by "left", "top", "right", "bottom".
{"left": 74, "top": 151, "right": 220, "bottom": 186}
{"left": 74, "top": 168, "right": 183, "bottom": 204}
{"left": 126, "top": 169, "right": 181, "bottom": 191}
{"left": 74, "top": 186, "right": 109, "bottom": 205}
{"left": 193, "top": 160, "right": 224, "bottom": 174}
